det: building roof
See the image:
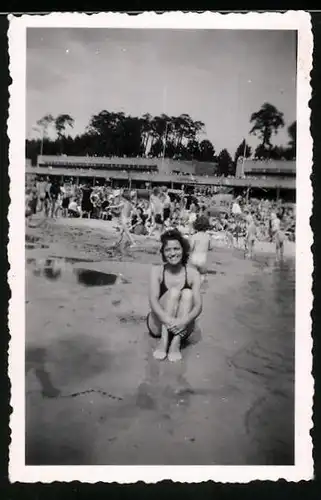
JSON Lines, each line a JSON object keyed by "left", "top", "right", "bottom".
{"left": 26, "top": 165, "right": 296, "bottom": 190}
{"left": 238, "top": 159, "right": 296, "bottom": 174}
{"left": 36, "top": 155, "right": 217, "bottom": 175}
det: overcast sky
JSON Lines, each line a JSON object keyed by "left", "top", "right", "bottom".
{"left": 26, "top": 28, "right": 297, "bottom": 156}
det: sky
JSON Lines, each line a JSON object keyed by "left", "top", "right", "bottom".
{"left": 26, "top": 28, "right": 297, "bottom": 157}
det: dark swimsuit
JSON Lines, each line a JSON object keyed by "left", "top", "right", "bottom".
{"left": 147, "top": 266, "right": 192, "bottom": 338}
{"left": 159, "top": 265, "right": 192, "bottom": 299}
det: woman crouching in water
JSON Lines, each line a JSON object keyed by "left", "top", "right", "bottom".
{"left": 147, "top": 229, "right": 202, "bottom": 362}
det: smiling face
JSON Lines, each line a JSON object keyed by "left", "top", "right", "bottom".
{"left": 163, "top": 239, "right": 183, "bottom": 266}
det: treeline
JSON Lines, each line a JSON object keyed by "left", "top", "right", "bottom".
{"left": 26, "top": 103, "right": 296, "bottom": 176}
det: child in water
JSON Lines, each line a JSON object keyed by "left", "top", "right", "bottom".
{"left": 189, "top": 215, "right": 212, "bottom": 282}
{"left": 244, "top": 213, "right": 257, "bottom": 259}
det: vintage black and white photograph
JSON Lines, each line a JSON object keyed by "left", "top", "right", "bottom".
{"left": 8, "top": 12, "right": 313, "bottom": 483}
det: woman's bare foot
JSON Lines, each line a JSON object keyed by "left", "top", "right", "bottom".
{"left": 153, "top": 326, "right": 169, "bottom": 360}
{"left": 168, "top": 335, "right": 182, "bottom": 362}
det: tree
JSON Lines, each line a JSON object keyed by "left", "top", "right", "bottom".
{"left": 254, "top": 144, "right": 271, "bottom": 159}
{"left": 164, "top": 140, "right": 177, "bottom": 159}
{"left": 54, "top": 114, "right": 74, "bottom": 154}
{"left": 141, "top": 113, "right": 152, "bottom": 155}
{"left": 29, "top": 110, "right": 215, "bottom": 163}
{"left": 234, "top": 139, "right": 252, "bottom": 163}
{"left": 217, "top": 149, "right": 233, "bottom": 176}
{"left": 88, "top": 110, "right": 130, "bottom": 156}
{"left": 198, "top": 139, "right": 215, "bottom": 161}
{"left": 55, "top": 113, "right": 74, "bottom": 139}
{"left": 186, "top": 140, "right": 201, "bottom": 160}
{"left": 36, "top": 113, "right": 55, "bottom": 155}
{"left": 250, "top": 103, "right": 285, "bottom": 149}
{"left": 287, "top": 121, "right": 296, "bottom": 159}
{"left": 288, "top": 121, "right": 296, "bottom": 148}
{"left": 150, "top": 139, "right": 164, "bottom": 158}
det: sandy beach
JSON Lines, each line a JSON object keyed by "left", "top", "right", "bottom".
{"left": 25, "top": 216, "right": 295, "bottom": 465}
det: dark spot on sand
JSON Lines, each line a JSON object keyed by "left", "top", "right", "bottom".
{"left": 43, "top": 263, "right": 62, "bottom": 281}
{"left": 35, "top": 368, "right": 61, "bottom": 398}
{"left": 118, "top": 313, "right": 145, "bottom": 324}
{"left": 26, "top": 346, "right": 61, "bottom": 398}
{"left": 26, "top": 436, "right": 90, "bottom": 466}
{"left": 74, "top": 268, "right": 118, "bottom": 287}
{"left": 207, "top": 269, "right": 226, "bottom": 276}
{"left": 26, "top": 234, "right": 40, "bottom": 243}
{"left": 136, "top": 384, "right": 157, "bottom": 410}
{"left": 26, "top": 346, "right": 47, "bottom": 366}
{"left": 112, "top": 300, "right": 121, "bottom": 306}
{"left": 27, "top": 335, "right": 113, "bottom": 391}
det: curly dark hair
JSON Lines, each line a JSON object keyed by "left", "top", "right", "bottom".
{"left": 193, "top": 215, "right": 210, "bottom": 232}
{"left": 160, "top": 229, "right": 190, "bottom": 266}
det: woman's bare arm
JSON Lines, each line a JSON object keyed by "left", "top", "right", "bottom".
{"left": 189, "top": 234, "right": 196, "bottom": 252}
{"left": 169, "top": 267, "right": 202, "bottom": 335}
{"left": 185, "top": 268, "right": 202, "bottom": 324}
{"left": 148, "top": 266, "right": 171, "bottom": 325}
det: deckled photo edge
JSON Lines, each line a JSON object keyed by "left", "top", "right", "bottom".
{"left": 8, "top": 12, "right": 28, "bottom": 484}
{"left": 294, "top": 9, "right": 314, "bottom": 480}
{"left": 7, "top": 10, "right": 314, "bottom": 484}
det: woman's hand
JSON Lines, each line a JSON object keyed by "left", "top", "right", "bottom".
{"left": 167, "top": 319, "right": 188, "bottom": 336}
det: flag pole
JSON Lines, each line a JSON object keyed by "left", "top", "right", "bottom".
{"left": 162, "top": 86, "right": 168, "bottom": 170}
{"left": 241, "top": 138, "right": 247, "bottom": 177}
{"left": 162, "top": 121, "right": 168, "bottom": 160}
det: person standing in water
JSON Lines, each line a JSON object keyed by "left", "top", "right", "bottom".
{"left": 149, "top": 187, "right": 164, "bottom": 236}
{"left": 147, "top": 229, "right": 202, "bottom": 362}
{"left": 109, "top": 190, "right": 136, "bottom": 248}
{"left": 189, "top": 215, "right": 212, "bottom": 283}
{"left": 270, "top": 212, "right": 285, "bottom": 261}
{"left": 36, "top": 177, "right": 48, "bottom": 213}
{"left": 161, "top": 186, "right": 172, "bottom": 226}
{"left": 244, "top": 212, "right": 257, "bottom": 259}
{"left": 49, "top": 179, "right": 61, "bottom": 218}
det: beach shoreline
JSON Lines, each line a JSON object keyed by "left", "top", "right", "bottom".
{"left": 26, "top": 215, "right": 295, "bottom": 262}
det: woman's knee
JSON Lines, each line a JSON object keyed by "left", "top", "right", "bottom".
{"left": 168, "top": 287, "right": 181, "bottom": 301}
{"left": 180, "top": 288, "right": 193, "bottom": 303}
{"left": 147, "top": 312, "right": 161, "bottom": 338}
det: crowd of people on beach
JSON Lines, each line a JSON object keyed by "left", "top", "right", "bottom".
{"left": 25, "top": 176, "right": 295, "bottom": 257}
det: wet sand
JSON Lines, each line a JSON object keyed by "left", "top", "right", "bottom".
{"left": 25, "top": 217, "right": 295, "bottom": 465}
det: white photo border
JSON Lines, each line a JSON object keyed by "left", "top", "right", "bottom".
{"left": 8, "top": 10, "right": 314, "bottom": 483}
